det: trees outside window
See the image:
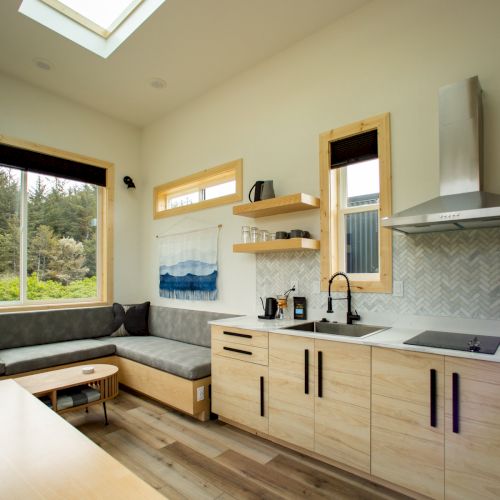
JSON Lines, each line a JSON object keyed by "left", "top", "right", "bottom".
{"left": 0, "top": 168, "right": 99, "bottom": 303}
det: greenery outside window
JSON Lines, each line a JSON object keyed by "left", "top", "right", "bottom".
{"left": 319, "top": 113, "right": 392, "bottom": 293}
{"left": 154, "top": 159, "right": 242, "bottom": 219}
{"left": 0, "top": 135, "right": 113, "bottom": 310}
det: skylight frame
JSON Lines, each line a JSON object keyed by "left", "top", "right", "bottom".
{"left": 39, "top": 0, "right": 144, "bottom": 39}
{"left": 19, "top": 0, "right": 166, "bottom": 58}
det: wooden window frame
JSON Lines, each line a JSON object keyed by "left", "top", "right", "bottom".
{"left": 319, "top": 113, "right": 392, "bottom": 293}
{"left": 153, "top": 159, "right": 243, "bottom": 219}
{"left": 0, "top": 134, "right": 114, "bottom": 312}
{"left": 39, "top": 0, "right": 144, "bottom": 39}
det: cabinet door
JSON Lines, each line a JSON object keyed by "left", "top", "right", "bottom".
{"left": 314, "top": 341, "right": 371, "bottom": 473}
{"left": 445, "top": 357, "right": 500, "bottom": 499}
{"left": 269, "top": 333, "right": 314, "bottom": 450}
{"left": 212, "top": 355, "right": 268, "bottom": 433}
{"left": 372, "top": 348, "right": 445, "bottom": 499}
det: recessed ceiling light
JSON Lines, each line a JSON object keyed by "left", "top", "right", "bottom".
{"left": 148, "top": 77, "right": 167, "bottom": 90}
{"left": 33, "top": 57, "right": 53, "bottom": 71}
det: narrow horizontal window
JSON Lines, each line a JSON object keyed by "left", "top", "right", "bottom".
{"left": 154, "top": 159, "right": 243, "bottom": 219}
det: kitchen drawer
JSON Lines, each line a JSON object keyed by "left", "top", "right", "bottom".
{"left": 211, "top": 325, "right": 268, "bottom": 349}
{"left": 212, "top": 339, "right": 268, "bottom": 366}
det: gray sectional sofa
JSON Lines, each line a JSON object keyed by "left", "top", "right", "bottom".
{"left": 0, "top": 305, "right": 233, "bottom": 420}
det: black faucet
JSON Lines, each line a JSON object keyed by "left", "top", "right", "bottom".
{"left": 327, "top": 272, "right": 361, "bottom": 324}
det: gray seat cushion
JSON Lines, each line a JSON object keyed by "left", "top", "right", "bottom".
{"left": 0, "top": 306, "right": 116, "bottom": 350}
{"left": 149, "top": 306, "right": 236, "bottom": 347}
{"left": 0, "top": 340, "right": 116, "bottom": 376}
{"left": 98, "top": 336, "right": 210, "bottom": 380}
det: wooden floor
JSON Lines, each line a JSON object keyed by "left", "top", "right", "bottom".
{"left": 64, "top": 390, "right": 409, "bottom": 500}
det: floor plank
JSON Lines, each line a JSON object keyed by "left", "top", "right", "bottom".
{"left": 65, "top": 390, "right": 409, "bottom": 500}
{"left": 162, "top": 441, "right": 281, "bottom": 500}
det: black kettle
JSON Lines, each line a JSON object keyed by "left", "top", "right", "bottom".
{"left": 259, "top": 297, "right": 278, "bottom": 319}
{"left": 249, "top": 180, "right": 275, "bottom": 202}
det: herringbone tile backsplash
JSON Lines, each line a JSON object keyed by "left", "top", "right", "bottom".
{"left": 256, "top": 228, "right": 500, "bottom": 320}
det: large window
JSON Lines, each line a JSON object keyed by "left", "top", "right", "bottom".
{"left": 0, "top": 137, "right": 113, "bottom": 310}
{"left": 319, "top": 113, "right": 392, "bottom": 293}
{"left": 154, "top": 159, "right": 242, "bottom": 219}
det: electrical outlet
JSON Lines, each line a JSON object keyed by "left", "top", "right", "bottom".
{"left": 393, "top": 280, "right": 404, "bottom": 297}
{"left": 196, "top": 386, "right": 205, "bottom": 401}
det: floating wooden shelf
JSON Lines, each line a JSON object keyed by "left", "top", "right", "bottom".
{"left": 233, "top": 193, "right": 320, "bottom": 218}
{"left": 233, "top": 238, "right": 320, "bottom": 253}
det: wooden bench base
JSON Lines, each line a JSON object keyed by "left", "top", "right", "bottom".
{"left": 0, "top": 355, "right": 211, "bottom": 422}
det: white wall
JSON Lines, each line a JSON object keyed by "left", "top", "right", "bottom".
{"left": 141, "top": 0, "right": 500, "bottom": 315}
{"left": 0, "top": 72, "right": 143, "bottom": 303}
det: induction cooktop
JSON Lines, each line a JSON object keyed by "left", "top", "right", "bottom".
{"left": 404, "top": 330, "right": 500, "bottom": 355}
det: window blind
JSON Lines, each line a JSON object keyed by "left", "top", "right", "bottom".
{"left": 0, "top": 143, "right": 107, "bottom": 186}
{"left": 330, "top": 129, "right": 378, "bottom": 169}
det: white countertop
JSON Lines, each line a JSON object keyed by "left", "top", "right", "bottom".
{"left": 209, "top": 315, "right": 500, "bottom": 362}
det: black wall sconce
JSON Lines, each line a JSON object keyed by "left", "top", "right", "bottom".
{"left": 123, "top": 176, "right": 136, "bottom": 189}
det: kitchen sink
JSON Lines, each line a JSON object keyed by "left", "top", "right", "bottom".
{"left": 282, "top": 322, "right": 386, "bottom": 338}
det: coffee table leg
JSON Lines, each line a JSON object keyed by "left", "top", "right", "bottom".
{"left": 103, "top": 402, "right": 108, "bottom": 426}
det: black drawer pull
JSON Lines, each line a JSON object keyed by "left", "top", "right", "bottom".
{"left": 223, "top": 346, "right": 252, "bottom": 356}
{"left": 305, "top": 349, "right": 309, "bottom": 394}
{"left": 260, "top": 376, "right": 264, "bottom": 417}
{"left": 318, "top": 351, "right": 323, "bottom": 398}
{"left": 223, "top": 331, "right": 252, "bottom": 339}
{"left": 452, "top": 372, "right": 459, "bottom": 433}
{"left": 430, "top": 368, "right": 437, "bottom": 427}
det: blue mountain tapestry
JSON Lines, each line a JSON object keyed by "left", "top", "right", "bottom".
{"left": 159, "top": 226, "right": 219, "bottom": 300}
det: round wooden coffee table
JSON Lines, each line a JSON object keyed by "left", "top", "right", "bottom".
{"left": 16, "top": 364, "right": 119, "bottom": 424}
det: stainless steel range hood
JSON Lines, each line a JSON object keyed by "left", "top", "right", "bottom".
{"left": 382, "top": 76, "right": 500, "bottom": 234}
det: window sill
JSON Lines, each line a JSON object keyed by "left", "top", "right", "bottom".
{"left": 0, "top": 301, "right": 111, "bottom": 313}
{"left": 321, "top": 277, "right": 392, "bottom": 294}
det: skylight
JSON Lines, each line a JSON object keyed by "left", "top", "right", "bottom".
{"left": 40, "top": 0, "right": 143, "bottom": 38}
{"left": 19, "top": 0, "right": 165, "bottom": 58}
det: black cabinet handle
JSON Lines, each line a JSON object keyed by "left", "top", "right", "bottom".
{"left": 305, "top": 349, "right": 309, "bottom": 394}
{"left": 318, "top": 351, "right": 323, "bottom": 398}
{"left": 223, "top": 331, "right": 252, "bottom": 339}
{"left": 452, "top": 372, "right": 460, "bottom": 433}
{"left": 430, "top": 368, "right": 437, "bottom": 427}
{"left": 260, "top": 376, "right": 264, "bottom": 417}
{"left": 223, "top": 346, "right": 252, "bottom": 356}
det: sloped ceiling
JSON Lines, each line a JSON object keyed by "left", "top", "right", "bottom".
{"left": 0, "top": 0, "right": 370, "bottom": 126}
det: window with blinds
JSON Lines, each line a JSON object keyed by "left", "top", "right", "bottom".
{"left": 0, "top": 137, "right": 113, "bottom": 309}
{"left": 319, "top": 114, "right": 392, "bottom": 293}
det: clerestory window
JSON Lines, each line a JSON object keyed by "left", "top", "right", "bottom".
{"left": 154, "top": 159, "right": 243, "bottom": 219}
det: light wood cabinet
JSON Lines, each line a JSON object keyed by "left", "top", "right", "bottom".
{"left": 314, "top": 341, "right": 371, "bottom": 473}
{"left": 212, "top": 325, "right": 500, "bottom": 499}
{"left": 268, "top": 333, "right": 315, "bottom": 450}
{"left": 211, "top": 327, "right": 268, "bottom": 433}
{"left": 371, "top": 347, "right": 445, "bottom": 499}
{"left": 445, "top": 357, "right": 500, "bottom": 499}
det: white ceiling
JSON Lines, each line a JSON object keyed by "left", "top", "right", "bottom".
{"left": 0, "top": 0, "right": 370, "bottom": 127}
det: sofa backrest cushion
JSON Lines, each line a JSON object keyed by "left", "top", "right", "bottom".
{"left": 149, "top": 306, "right": 235, "bottom": 347}
{"left": 0, "top": 306, "right": 115, "bottom": 350}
